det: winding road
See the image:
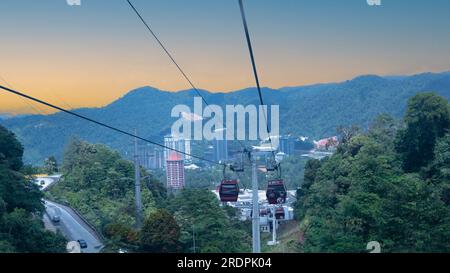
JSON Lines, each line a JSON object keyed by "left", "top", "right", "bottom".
{"left": 44, "top": 200, "right": 103, "bottom": 253}
{"left": 37, "top": 175, "right": 103, "bottom": 253}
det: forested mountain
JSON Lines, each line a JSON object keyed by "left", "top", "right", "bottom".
{"left": 2, "top": 72, "right": 450, "bottom": 164}
{"left": 295, "top": 93, "right": 450, "bottom": 252}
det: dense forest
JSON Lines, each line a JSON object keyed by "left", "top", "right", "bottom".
{"left": 0, "top": 125, "right": 66, "bottom": 253}
{"left": 47, "top": 138, "right": 251, "bottom": 252}
{"left": 295, "top": 93, "right": 450, "bottom": 252}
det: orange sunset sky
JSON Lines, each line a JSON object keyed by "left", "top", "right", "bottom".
{"left": 1, "top": 0, "right": 450, "bottom": 114}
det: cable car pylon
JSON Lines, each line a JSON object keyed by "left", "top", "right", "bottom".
{"left": 218, "top": 147, "right": 261, "bottom": 253}
{"left": 250, "top": 152, "right": 261, "bottom": 253}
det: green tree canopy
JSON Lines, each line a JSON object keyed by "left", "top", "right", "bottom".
{"left": 395, "top": 93, "right": 450, "bottom": 172}
{"left": 167, "top": 189, "right": 251, "bottom": 253}
{"left": 0, "top": 125, "right": 23, "bottom": 171}
{"left": 50, "top": 138, "right": 166, "bottom": 251}
{"left": 140, "top": 209, "right": 181, "bottom": 253}
{"left": 295, "top": 100, "right": 450, "bottom": 252}
{"left": 44, "top": 156, "right": 58, "bottom": 175}
{"left": 0, "top": 125, "right": 66, "bottom": 253}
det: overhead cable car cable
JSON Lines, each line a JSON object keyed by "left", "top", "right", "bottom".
{"left": 238, "top": 0, "right": 276, "bottom": 159}
{"left": 0, "top": 74, "right": 46, "bottom": 116}
{"left": 0, "top": 84, "right": 224, "bottom": 166}
{"left": 126, "top": 0, "right": 248, "bottom": 154}
{"left": 126, "top": 0, "right": 208, "bottom": 106}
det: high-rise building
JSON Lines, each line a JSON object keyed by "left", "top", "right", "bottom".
{"left": 137, "top": 146, "right": 164, "bottom": 170}
{"left": 279, "top": 135, "right": 296, "bottom": 156}
{"left": 184, "top": 139, "right": 191, "bottom": 161}
{"left": 164, "top": 135, "right": 191, "bottom": 164}
{"left": 214, "top": 138, "right": 228, "bottom": 163}
{"left": 166, "top": 152, "right": 185, "bottom": 190}
{"left": 137, "top": 146, "right": 151, "bottom": 170}
{"left": 149, "top": 148, "right": 164, "bottom": 169}
{"left": 213, "top": 128, "right": 228, "bottom": 163}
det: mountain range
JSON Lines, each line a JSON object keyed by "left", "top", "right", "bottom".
{"left": 2, "top": 71, "right": 450, "bottom": 164}
{"left": 0, "top": 114, "right": 13, "bottom": 120}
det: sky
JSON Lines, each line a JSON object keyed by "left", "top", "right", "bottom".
{"left": 1, "top": 0, "right": 450, "bottom": 114}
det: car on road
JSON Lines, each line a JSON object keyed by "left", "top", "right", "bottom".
{"left": 51, "top": 215, "right": 60, "bottom": 223}
{"left": 77, "top": 239, "right": 88, "bottom": 249}
{"left": 48, "top": 207, "right": 61, "bottom": 223}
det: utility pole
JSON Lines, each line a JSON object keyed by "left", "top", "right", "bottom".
{"left": 251, "top": 154, "right": 261, "bottom": 253}
{"left": 134, "top": 129, "right": 142, "bottom": 229}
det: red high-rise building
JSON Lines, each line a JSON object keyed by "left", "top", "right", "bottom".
{"left": 166, "top": 152, "right": 185, "bottom": 189}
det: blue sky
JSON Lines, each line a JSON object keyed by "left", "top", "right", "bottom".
{"left": 1, "top": 0, "right": 450, "bottom": 113}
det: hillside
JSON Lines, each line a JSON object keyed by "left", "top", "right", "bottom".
{"left": 2, "top": 72, "right": 450, "bottom": 164}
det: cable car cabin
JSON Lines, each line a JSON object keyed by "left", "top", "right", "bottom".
{"left": 275, "top": 207, "right": 285, "bottom": 220}
{"left": 219, "top": 180, "right": 239, "bottom": 202}
{"left": 266, "top": 179, "right": 287, "bottom": 205}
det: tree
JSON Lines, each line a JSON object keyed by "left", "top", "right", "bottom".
{"left": 295, "top": 106, "right": 450, "bottom": 253}
{"left": 1, "top": 208, "right": 66, "bottom": 253}
{"left": 395, "top": 93, "right": 450, "bottom": 172}
{"left": 426, "top": 133, "right": 450, "bottom": 206}
{"left": 145, "top": 177, "right": 167, "bottom": 208}
{"left": 0, "top": 125, "right": 66, "bottom": 253}
{"left": 0, "top": 125, "right": 43, "bottom": 214}
{"left": 167, "top": 189, "right": 251, "bottom": 253}
{"left": 140, "top": 209, "right": 180, "bottom": 253}
{"left": 427, "top": 133, "right": 450, "bottom": 182}
{"left": 43, "top": 156, "right": 58, "bottom": 175}
{"left": 0, "top": 125, "right": 23, "bottom": 171}
{"left": 50, "top": 138, "right": 164, "bottom": 251}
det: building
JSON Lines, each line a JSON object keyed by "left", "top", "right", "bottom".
{"left": 254, "top": 135, "right": 295, "bottom": 156}
{"left": 166, "top": 152, "right": 185, "bottom": 189}
{"left": 184, "top": 163, "right": 200, "bottom": 170}
{"left": 137, "top": 146, "right": 152, "bottom": 170}
{"left": 214, "top": 139, "right": 228, "bottom": 163}
{"left": 279, "top": 135, "right": 296, "bottom": 155}
{"left": 213, "top": 128, "right": 228, "bottom": 163}
{"left": 164, "top": 135, "right": 191, "bottom": 164}
{"left": 314, "top": 136, "right": 338, "bottom": 150}
{"left": 184, "top": 139, "right": 191, "bottom": 161}
{"left": 149, "top": 148, "right": 164, "bottom": 169}
{"left": 137, "top": 147, "right": 164, "bottom": 170}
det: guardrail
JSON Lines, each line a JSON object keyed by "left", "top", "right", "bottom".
{"left": 42, "top": 175, "right": 107, "bottom": 250}
{"left": 45, "top": 199, "right": 106, "bottom": 248}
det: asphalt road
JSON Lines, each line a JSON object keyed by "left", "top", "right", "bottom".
{"left": 44, "top": 200, "right": 103, "bottom": 253}
{"left": 38, "top": 175, "right": 103, "bottom": 253}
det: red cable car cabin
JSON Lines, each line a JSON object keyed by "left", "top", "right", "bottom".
{"left": 219, "top": 180, "right": 239, "bottom": 202}
{"left": 266, "top": 179, "right": 287, "bottom": 205}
